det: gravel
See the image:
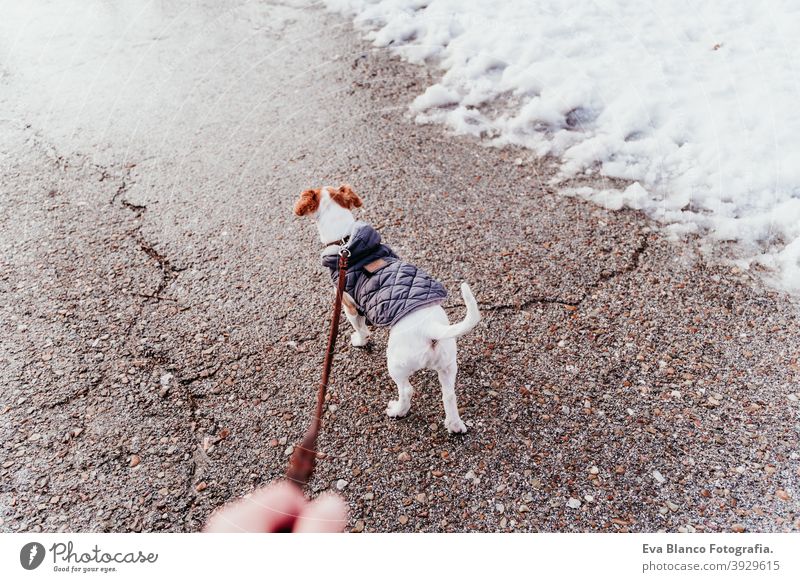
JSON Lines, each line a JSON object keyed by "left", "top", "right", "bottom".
{"left": 0, "top": 1, "right": 798, "bottom": 533}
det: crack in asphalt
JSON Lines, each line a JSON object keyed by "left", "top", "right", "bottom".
{"left": 481, "top": 296, "right": 580, "bottom": 311}
{"left": 136, "top": 237, "right": 186, "bottom": 299}
{"left": 176, "top": 350, "right": 258, "bottom": 526}
{"left": 465, "top": 231, "right": 652, "bottom": 316}
{"left": 105, "top": 166, "right": 266, "bottom": 524}
{"left": 590, "top": 231, "right": 650, "bottom": 288}
{"left": 121, "top": 199, "right": 146, "bottom": 214}
{"left": 109, "top": 163, "right": 187, "bottom": 302}
{"left": 100, "top": 166, "right": 217, "bottom": 523}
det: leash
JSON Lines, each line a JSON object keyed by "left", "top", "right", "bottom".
{"left": 285, "top": 246, "right": 350, "bottom": 488}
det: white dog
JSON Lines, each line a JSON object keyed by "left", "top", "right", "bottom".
{"left": 293, "top": 185, "right": 480, "bottom": 433}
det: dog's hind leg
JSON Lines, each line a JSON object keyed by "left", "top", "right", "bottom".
{"left": 386, "top": 364, "right": 414, "bottom": 418}
{"left": 437, "top": 363, "right": 467, "bottom": 434}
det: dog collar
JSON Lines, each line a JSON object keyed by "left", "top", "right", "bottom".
{"left": 322, "top": 235, "right": 350, "bottom": 249}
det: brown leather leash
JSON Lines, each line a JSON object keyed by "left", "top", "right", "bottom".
{"left": 285, "top": 246, "right": 350, "bottom": 488}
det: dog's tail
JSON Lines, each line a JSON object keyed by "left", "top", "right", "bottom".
{"left": 430, "top": 283, "right": 480, "bottom": 340}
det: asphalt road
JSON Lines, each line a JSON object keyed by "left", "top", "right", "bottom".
{"left": 1, "top": 0, "right": 799, "bottom": 533}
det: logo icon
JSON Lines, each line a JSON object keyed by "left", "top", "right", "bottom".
{"left": 20, "top": 542, "right": 46, "bottom": 570}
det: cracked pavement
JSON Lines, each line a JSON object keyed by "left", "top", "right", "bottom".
{"left": 1, "top": 1, "right": 799, "bottom": 533}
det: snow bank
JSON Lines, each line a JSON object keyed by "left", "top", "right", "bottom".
{"left": 325, "top": 0, "right": 800, "bottom": 292}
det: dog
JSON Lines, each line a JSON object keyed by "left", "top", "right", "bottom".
{"left": 293, "top": 185, "right": 480, "bottom": 433}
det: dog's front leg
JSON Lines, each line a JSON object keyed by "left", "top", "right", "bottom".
{"left": 342, "top": 293, "right": 370, "bottom": 347}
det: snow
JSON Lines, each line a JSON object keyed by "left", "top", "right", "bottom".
{"left": 325, "top": 0, "right": 800, "bottom": 293}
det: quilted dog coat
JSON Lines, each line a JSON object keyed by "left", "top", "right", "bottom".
{"left": 321, "top": 222, "right": 447, "bottom": 326}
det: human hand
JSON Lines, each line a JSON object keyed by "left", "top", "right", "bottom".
{"left": 203, "top": 481, "right": 348, "bottom": 533}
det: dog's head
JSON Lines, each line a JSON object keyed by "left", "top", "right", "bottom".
{"left": 293, "top": 185, "right": 362, "bottom": 218}
{"left": 294, "top": 185, "right": 363, "bottom": 244}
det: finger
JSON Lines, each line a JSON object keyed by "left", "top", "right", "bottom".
{"left": 293, "top": 492, "right": 348, "bottom": 533}
{"left": 204, "top": 481, "right": 306, "bottom": 532}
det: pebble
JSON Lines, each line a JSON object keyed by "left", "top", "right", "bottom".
{"left": 398, "top": 515, "right": 408, "bottom": 525}
{"left": 129, "top": 455, "right": 141, "bottom": 468}
{"left": 666, "top": 501, "right": 679, "bottom": 512}
{"left": 589, "top": 466, "right": 599, "bottom": 475}
{"left": 415, "top": 493, "right": 426, "bottom": 503}
{"left": 495, "top": 503, "right": 505, "bottom": 513}
{"left": 731, "top": 523, "right": 746, "bottom": 533}
{"left": 351, "top": 520, "right": 365, "bottom": 533}
{"left": 195, "top": 482, "right": 208, "bottom": 492}
{"left": 284, "top": 446, "right": 294, "bottom": 456}
{"left": 776, "top": 489, "right": 791, "bottom": 501}
{"left": 584, "top": 495, "right": 594, "bottom": 503}
{"left": 519, "top": 504, "right": 530, "bottom": 513}
{"left": 652, "top": 470, "right": 666, "bottom": 483}
{"left": 159, "top": 373, "right": 172, "bottom": 398}
{"left": 335, "top": 479, "right": 349, "bottom": 491}
{"left": 363, "top": 492, "right": 374, "bottom": 501}
{"left": 397, "top": 451, "right": 411, "bottom": 462}
{"left": 567, "top": 498, "right": 581, "bottom": 509}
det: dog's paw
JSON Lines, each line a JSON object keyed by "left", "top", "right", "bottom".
{"left": 445, "top": 417, "right": 468, "bottom": 434}
{"left": 385, "top": 400, "right": 410, "bottom": 418}
{"left": 350, "top": 332, "right": 369, "bottom": 347}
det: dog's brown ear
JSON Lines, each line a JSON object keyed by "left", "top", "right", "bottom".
{"left": 294, "top": 188, "right": 320, "bottom": 216}
{"left": 331, "top": 184, "right": 363, "bottom": 210}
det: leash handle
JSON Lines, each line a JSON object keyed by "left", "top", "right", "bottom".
{"left": 285, "top": 250, "right": 349, "bottom": 488}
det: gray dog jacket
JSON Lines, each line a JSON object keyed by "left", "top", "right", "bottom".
{"left": 321, "top": 222, "right": 447, "bottom": 327}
